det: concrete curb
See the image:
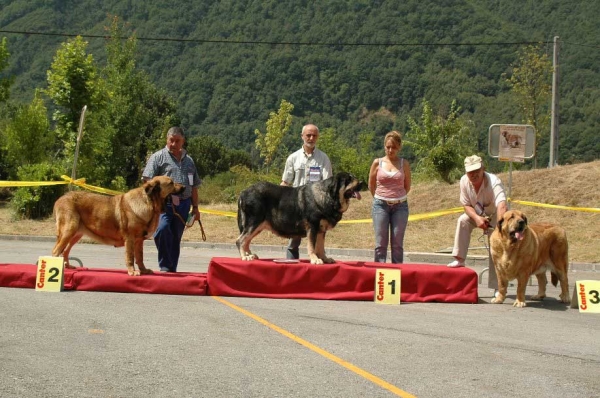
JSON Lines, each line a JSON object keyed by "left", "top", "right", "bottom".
{"left": 1, "top": 234, "right": 597, "bottom": 272}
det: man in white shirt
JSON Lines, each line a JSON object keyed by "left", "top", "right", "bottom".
{"left": 447, "top": 155, "right": 507, "bottom": 268}
{"left": 281, "top": 124, "right": 332, "bottom": 259}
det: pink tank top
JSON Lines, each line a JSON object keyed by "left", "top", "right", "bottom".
{"left": 374, "top": 158, "right": 407, "bottom": 200}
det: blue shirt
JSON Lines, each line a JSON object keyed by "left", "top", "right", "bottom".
{"left": 142, "top": 147, "right": 201, "bottom": 199}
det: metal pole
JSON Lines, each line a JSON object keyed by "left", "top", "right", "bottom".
{"left": 70, "top": 105, "right": 88, "bottom": 190}
{"left": 549, "top": 36, "right": 559, "bottom": 167}
{"left": 507, "top": 161, "right": 512, "bottom": 210}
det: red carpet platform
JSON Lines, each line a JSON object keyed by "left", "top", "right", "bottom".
{"left": 1, "top": 259, "right": 478, "bottom": 303}
{"left": 207, "top": 258, "right": 478, "bottom": 303}
{"left": 0, "top": 264, "right": 207, "bottom": 295}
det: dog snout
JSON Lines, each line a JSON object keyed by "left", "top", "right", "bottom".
{"left": 174, "top": 183, "right": 185, "bottom": 194}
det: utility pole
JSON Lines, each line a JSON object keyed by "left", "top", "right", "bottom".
{"left": 549, "top": 36, "right": 559, "bottom": 167}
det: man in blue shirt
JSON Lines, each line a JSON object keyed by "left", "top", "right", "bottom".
{"left": 143, "top": 127, "right": 202, "bottom": 272}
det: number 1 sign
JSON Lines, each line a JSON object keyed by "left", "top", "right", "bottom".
{"left": 374, "top": 269, "right": 401, "bottom": 305}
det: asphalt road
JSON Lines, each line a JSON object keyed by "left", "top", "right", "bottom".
{"left": 1, "top": 238, "right": 599, "bottom": 398}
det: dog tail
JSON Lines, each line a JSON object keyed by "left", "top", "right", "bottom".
{"left": 551, "top": 272, "right": 559, "bottom": 287}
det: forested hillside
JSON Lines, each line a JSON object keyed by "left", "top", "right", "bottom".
{"left": 1, "top": 0, "right": 599, "bottom": 168}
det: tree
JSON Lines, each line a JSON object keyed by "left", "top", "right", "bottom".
{"left": 45, "top": 36, "right": 102, "bottom": 145}
{"left": 0, "top": 37, "right": 14, "bottom": 104}
{"left": 405, "top": 100, "right": 474, "bottom": 183}
{"left": 506, "top": 45, "right": 552, "bottom": 168}
{"left": 3, "top": 90, "right": 53, "bottom": 178}
{"left": 102, "top": 16, "right": 178, "bottom": 187}
{"left": 255, "top": 99, "right": 294, "bottom": 172}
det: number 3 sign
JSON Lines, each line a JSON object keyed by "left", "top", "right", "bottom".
{"left": 572, "top": 280, "right": 600, "bottom": 313}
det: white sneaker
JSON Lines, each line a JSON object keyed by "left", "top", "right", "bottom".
{"left": 447, "top": 260, "right": 465, "bottom": 268}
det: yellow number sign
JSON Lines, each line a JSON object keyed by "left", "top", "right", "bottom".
{"left": 374, "top": 269, "right": 401, "bottom": 305}
{"left": 35, "top": 256, "right": 65, "bottom": 292}
{"left": 572, "top": 280, "right": 600, "bottom": 313}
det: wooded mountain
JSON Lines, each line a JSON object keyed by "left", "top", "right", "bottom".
{"left": 1, "top": 0, "right": 599, "bottom": 168}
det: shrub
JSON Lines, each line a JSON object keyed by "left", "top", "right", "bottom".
{"left": 10, "top": 162, "right": 66, "bottom": 219}
{"left": 198, "top": 165, "right": 279, "bottom": 204}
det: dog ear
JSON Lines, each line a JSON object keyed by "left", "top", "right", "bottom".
{"left": 496, "top": 217, "right": 504, "bottom": 232}
{"left": 522, "top": 214, "right": 528, "bottom": 225}
{"left": 144, "top": 180, "right": 161, "bottom": 196}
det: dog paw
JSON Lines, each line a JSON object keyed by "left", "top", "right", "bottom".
{"left": 139, "top": 269, "right": 153, "bottom": 275}
{"left": 310, "top": 257, "right": 324, "bottom": 265}
{"left": 513, "top": 300, "right": 527, "bottom": 308}
{"left": 241, "top": 253, "right": 258, "bottom": 261}
{"left": 322, "top": 257, "right": 335, "bottom": 264}
{"left": 65, "top": 264, "right": 77, "bottom": 269}
{"left": 559, "top": 293, "right": 571, "bottom": 304}
{"left": 531, "top": 294, "right": 546, "bottom": 301}
{"left": 491, "top": 297, "right": 505, "bottom": 304}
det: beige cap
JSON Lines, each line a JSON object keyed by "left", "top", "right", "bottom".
{"left": 464, "top": 155, "right": 483, "bottom": 172}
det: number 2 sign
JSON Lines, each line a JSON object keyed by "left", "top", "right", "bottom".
{"left": 36, "top": 256, "right": 65, "bottom": 292}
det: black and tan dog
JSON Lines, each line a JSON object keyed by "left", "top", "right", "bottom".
{"left": 236, "top": 172, "right": 364, "bottom": 264}
{"left": 52, "top": 176, "right": 184, "bottom": 276}
{"left": 490, "top": 209, "right": 571, "bottom": 307}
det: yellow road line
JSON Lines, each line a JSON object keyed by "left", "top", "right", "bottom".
{"left": 212, "top": 296, "right": 416, "bottom": 398}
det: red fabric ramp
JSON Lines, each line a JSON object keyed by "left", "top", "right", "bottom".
{"left": 207, "top": 258, "right": 478, "bottom": 303}
{"left": 0, "top": 264, "right": 207, "bottom": 295}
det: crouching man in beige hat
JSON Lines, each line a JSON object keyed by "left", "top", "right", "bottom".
{"left": 447, "top": 155, "right": 508, "bottom": 267}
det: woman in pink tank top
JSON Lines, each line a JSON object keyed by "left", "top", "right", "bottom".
{"left": 368, "top": 131, "right": 412, "bottom": 263}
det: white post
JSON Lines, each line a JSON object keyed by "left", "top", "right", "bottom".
{"left": 70, "top": 105, "right": 88, "bottom": 190}
{"left": 549, "top": 36, "right": 559, "bottom": 167}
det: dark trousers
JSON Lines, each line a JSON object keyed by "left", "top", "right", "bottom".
{"left": 154, "top": 198, "right": 191, "bottom": 272}
{"left": 286, "top": 237, "right": 302, "bottom": 259}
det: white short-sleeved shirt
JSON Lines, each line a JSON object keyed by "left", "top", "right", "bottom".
{"left": 459, "top": 172, "right": 506, "bottom": 217}
{"left": 281, "top": 147, "right": 332, "bottom": 187}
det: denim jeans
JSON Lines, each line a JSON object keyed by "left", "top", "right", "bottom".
{"left": 154, "top": 198, "right": 191, "bottom": 272}
{"left": 372, "top": 198, "right": 409, "bottom": 263}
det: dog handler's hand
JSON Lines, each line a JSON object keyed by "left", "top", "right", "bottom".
{"left": 192, "top": 206, "right": 200, "bottom": 222}
{"left": 476, "top": 215, "right": 490, "bottom": 230}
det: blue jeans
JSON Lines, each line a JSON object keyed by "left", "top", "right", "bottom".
{"left": 372, "top": 199, "right": 409, "bottom": 264}
{"left": 154, "top": 198, "right": 191, "bottom": 272}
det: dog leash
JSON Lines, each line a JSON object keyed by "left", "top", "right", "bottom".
{"left": 173, "top": 212, "right": 207, "bottom": 241}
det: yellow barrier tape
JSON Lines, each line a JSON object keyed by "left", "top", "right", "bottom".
{"left": 338, "top": 207, "right": 464, "bottom": 224}
{"left": 2, "top": 177, "right": 599, "bottom": 217}
{"left": 200, "top": 208, "right": 237, "bottom": 218}
{"left": 510, "top": 199, "right": 600, "bottom": 213}
{"left": 60, "top": 175, "right": 124, "bottom": 196}
{"left": 0, "top": 180, "right": 68, "bottom": 187}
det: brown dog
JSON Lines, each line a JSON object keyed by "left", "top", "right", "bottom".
{"left": 490, "top": 209, "right": 571, "bottom": 307}
{"left": 52, "top": 176, "right": 185, "bottom": 276}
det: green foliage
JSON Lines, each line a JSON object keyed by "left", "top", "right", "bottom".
{"left": 10, "top": 162, "right": 65, "bottom": 219}
{"left": 255, "top": 99, "right": 294, "bottom": 171}
{"left": 101, "top": 16, "right": 178, "bottom": 187}
{"left": 198, "top": 165, "right": 279, "bottom": 204}
{"left": 406, "top": 100, "right": 475, "bottom": 183}
{"left": 45, "top": 36, "right": 102, "bottom": 144}
{"left": 317, "top": 128, "right": 374, "bottom": 182}
{"left": 0, "top": 37, "right": 14, "bottom": 104}
{"left": 2, "top": 90, "right": 53, "bottom": 179}
{"left": 186, "top": 135, "right": 252, "bottom": 179}
{"left": 506, "top": 45, "right": 552, "bottom": 166}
